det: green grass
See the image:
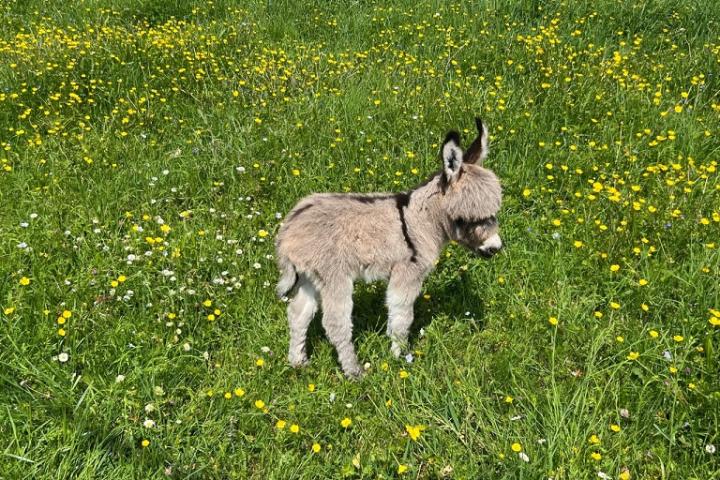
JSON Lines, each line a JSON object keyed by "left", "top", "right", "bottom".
{"left": 1, "top": 0, "right": 719, "bottom": 478}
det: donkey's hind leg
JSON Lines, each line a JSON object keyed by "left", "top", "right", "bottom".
{"left": 319, "top": 278, "right": 363, "bottom": 378}
{"left": 287, "top": 276, "right": 318, "bottom": 368}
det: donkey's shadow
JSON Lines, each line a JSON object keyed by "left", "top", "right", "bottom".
{"left": 304, "top": 272, "right": 486, "bottom": 358}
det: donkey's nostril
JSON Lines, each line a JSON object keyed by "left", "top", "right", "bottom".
{"left": 478, "top": 246, "right": 499, "bottom": 258}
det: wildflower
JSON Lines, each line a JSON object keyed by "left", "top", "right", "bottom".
{"left": 406, "top": 425, "right": 425, "bottom": 441}
{"left": 19, "top": 277, "right": 30, "bottom": 286}
{"left": 312, "top": 443, "right": 321, "bottom": 453}
{"left": 511, "top": 442, "right": 522, "bottom": 452}
{"left": 234, "top": 388, "right": 245, "bottom": 397}
{"left": 399, "top": 370, "right": 409, "bottom": 379}
{"left": 258, "top": 229, "right": 269, "bottom": 238}
{"left": 504, "top": 395, "right": 514, "bottom": 403}
{"left": 341, "top": 417, "right": 352, "bottom": 428}
{"left": 276, "top": 420, "right": 286, "bottom": 429}
{"left": 143, "top": 419, "right": 156, "bottom": 428}
{"left": 290, "top": 424, "right": 300, "bottom": 433}
{"left": 627, "top": 352, "right": 639, "bottom": 361}
{"left": 591, "top": 452, "right": 602, "bottom": 461}
{"left": 254, "top": 400, "right": 265, "bottom": 409}
{"left": 256, "top": 358, "right": 265, "bottom": 367}
{"left": 141, "top": 439, "right": 150, "bottom": 448}
{"left": 3, "top": 307, "right": 14, "bottom": 315}
{"left": 224, "top": 392, "right": 232, "bottom": 399}
{"left": 589, "top": 434, "right": 600, "bottom": 444}
{"left": 673, "top": 335, "right": 684, "bottom": 342}
{"left": 619, "top": 471, "right": 631, "bottom": 480}
{"left": 397, "top": 464, "right": 408, "bottom": 474}
{"left": 706, "top": 444, "right": 716, "bottom": 454}
{"left": 610, "top": 424, "right": 621, "bottom": 432}
{"left": 518, "top": 452, "right": 530, "bottom": 462}
{"left": 548, "top": 316, "right": 558, "bottom": 326}
{"left": 610, "top": 264, "right": 620, "bottom": 272}
{"left": 58, "top": 352, "right": 69, "bottom": 363}
{"left": 649, "top": 330, "right": 659, "bottom": 338}
{"left": 308, "top": 383, "right": 315, "bottom": 392}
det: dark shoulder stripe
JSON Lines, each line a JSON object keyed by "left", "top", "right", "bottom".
{"left": 394, "top": 192, "right": 417, "bottom": 263}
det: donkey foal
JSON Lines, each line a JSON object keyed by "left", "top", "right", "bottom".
{"left": 276, "top": 118, "right": 503, "bottom": 378}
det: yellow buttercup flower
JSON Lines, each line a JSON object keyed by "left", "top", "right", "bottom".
{"left": 406, "top": 425, "right": 425, "bottom": 441}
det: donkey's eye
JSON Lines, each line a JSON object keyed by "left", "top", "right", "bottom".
{"left": 454, "top": 218, "right": 468, "bottom": 228}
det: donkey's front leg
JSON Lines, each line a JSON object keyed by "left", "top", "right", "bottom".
{"left": 386, "top": 271, "right": 423, "bottom": 358}
{"left": 319, "top": 279, "right": 363, "bottom": 378}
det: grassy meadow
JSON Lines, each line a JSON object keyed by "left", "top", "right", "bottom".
{"left": 1, "top": 0, "right": 720, "bottom": 478}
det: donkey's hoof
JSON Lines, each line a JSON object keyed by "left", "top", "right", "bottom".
{"left": 343, "top": 365, "right": 365, "bottom": 380}
{"left": 289, "top": 355, "right": 310, "bottom": 369}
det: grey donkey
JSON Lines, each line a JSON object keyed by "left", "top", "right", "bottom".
{"left": 275, "top": 118, "right": 503, "bottom": 378}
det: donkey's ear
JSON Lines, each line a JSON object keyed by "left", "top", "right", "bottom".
{"left": 463, "top": 117, "right": 489, "bottom": 166}
{"left": 441, "top": 130, "right": 464, "bottom": 183}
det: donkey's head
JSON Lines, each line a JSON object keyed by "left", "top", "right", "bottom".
{"left": 440, "top": 118, "right": 503, "bottom": 258}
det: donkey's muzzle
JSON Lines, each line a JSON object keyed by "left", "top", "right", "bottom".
{"left": 477, "top": 233, "right": 502, "bottom": 258}
{"left": 478, "top": 245, "right": 502, "bottom": 258}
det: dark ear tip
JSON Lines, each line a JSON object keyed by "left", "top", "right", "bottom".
{"left": 443, "top": 130, "right": 461, "bottom": 145}
{"left": 474, "top": 117, "right": 483, "bottom": 133}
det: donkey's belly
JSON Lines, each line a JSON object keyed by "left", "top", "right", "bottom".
{"left": 359, "top": 264, "right": 390, "bottom": 283}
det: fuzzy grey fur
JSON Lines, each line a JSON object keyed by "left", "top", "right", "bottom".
{"left": 275, "top": 118, "right": 502, "bottom": 377}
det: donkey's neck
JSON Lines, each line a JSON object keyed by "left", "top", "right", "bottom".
{"left": 403, "top": 173, "right": 451, "bottom": 264}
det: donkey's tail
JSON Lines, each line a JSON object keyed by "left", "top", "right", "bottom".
{"left": 276, "top": 254, "right": 298, "bottom": 298}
